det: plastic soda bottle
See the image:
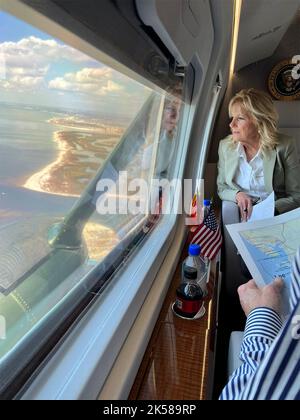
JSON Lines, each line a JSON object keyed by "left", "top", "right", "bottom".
{"left": 203, "top": 199, "right": 211, "bottom": 220}
{"left": 182, "top": 244, "right": 208, "bottom": 297}
{"left": 174, "top": 266, "right": 203, "bottom": 318}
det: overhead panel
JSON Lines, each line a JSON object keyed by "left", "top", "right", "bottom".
{"left": 235, "top": 0, "right": 300, "bottom": 71}
{"left": 136, "top": 0, "right": 214, "bottom": 71}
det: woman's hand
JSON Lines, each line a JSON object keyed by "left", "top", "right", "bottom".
{"left": 236, "top": 192, "right": 253, "bottom": 221}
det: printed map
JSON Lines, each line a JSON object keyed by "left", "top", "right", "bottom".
{"left": 239, "top": 219, "right": 300, "bottom": 286}
{"left": 226, "top": 208, "right": 300, "bottom": 315}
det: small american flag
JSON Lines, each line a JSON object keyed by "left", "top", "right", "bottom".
{"left": 190, "top": 207, "right": 222, "bottom": 260}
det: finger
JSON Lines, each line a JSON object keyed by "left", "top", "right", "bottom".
{"left": 239, "top": 201, "right": 245, "bottom": 209}
{"left": 247, "top": 279, "right": 257, "bottom": 289}
{"left": 238, "top": 205, "right": 243, "bottom": 218}
{"left": 238, "top": 279, "right": 256, "bottom": 295}
{"left": 237, "top": 285, "right": 245, "bottom": 296}
{"left": 242, "top": 207, "right": 248, "bottom": 221}
{"left": 264, "top": 277, "right": 284, "bottom": 294}
{"left": 247, "top": 202, "right": 253, "bottom": 219}
{"left": 273, "top": 277, "right": 284, "bottom": 289}
{"left": 243, "top": 198, "right": 253, "bottom": 221}
{"left": 240, "top": 211, "right": 246, "bottom": 222}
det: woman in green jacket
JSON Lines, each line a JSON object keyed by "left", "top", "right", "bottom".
{"left": 217, "top": 88, "right": 300, "bottom": 221}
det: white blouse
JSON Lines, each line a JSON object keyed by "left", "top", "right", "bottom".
{"left": 233, "top": 143, "right": 269, "bottom": 200}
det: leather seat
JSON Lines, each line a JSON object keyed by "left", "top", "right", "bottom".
{"left": 222, "top": 201, "right": 249, "bottom": 300}
{"left": 228, "top": 331, "right": 244, "bottom": 378}
{"left": 279, "top": 128, "right": 300, "bottom": 162}
{"left": 221, "top": 128, "right": 300, "bottom": 301}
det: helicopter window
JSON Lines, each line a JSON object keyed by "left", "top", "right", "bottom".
{"left": 0, "top": 8, "right": 185, "bottom": 398}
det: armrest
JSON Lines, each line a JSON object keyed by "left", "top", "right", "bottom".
{"left": 221, "top": 201, "right": 247, "bottom": 301}
{"left": 222, "top": 200, "right": 240, "bottom": 225}
{"left": 228, "top": 331, "right": 244, "bottom": 378}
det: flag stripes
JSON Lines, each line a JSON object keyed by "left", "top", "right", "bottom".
{"left": 190, "top": 208, "right": 222, "bottom": 260}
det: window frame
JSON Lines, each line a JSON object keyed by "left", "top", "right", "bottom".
{"left": 0, "top": 1, "right": 197, "bottom": 399}
{"left": 19, "top": 88, "right": 195, "bottom": 400}
{"left": 20, "top": 214, "right": 178, "bottom": 399}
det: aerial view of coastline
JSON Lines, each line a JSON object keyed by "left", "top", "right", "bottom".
{"left": 0, "top": 102, "right": 127, "bottom": 261}
{"left": 0, "top": 10, "right": 150, "bottom": 264}
{"left": 24, "top": 114, "right": 125, "bottom": 196}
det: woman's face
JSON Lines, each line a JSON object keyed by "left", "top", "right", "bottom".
{"left": 229, "top": 103, "right": 259, "bottom": 146}
{"left": 163, "top": 98, "right": 181, "bottom": 135}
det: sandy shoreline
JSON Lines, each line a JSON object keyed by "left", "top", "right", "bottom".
{"left": 23, "top": 131, "right": 75, "bottom": 196}
{"left": 23, "top": 129, "right": 122, "bottom": 197}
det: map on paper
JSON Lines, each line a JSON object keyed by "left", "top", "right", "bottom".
{"left": 248, "top": 192, "right": 275, "bottom": 222}
{"left": 226, "top": 208, "right": 300, "bottom": 314}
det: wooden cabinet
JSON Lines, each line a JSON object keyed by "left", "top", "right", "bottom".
{"left": 129, "top": 253, "right": 221, "bottom": 400}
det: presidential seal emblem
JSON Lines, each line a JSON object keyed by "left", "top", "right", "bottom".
{"left": 268, "top": 59, "right": 300, "bottom": 100}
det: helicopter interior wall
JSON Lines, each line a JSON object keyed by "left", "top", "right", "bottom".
{"left": 136, "top": 0, "right": 214, "bottom": 71}
{"left": 1, "top": 0, "right": 235, "bottom": 401}
{"left": 235, "top": 0, "right": 300, "bottom": 71}
{"left": 98, "top": 1, "right": 235, "bottom": 400}
{"left": 234, "top": 8, "right": 300, "bottom": 93}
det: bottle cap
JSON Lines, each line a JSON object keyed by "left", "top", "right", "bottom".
{"left": 204, "top": 199, "right": 211, "bottom": 207}
{"left": 188, "top": 243, "right": 201, "bottom": 255}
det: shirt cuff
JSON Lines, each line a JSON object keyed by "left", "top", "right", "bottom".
{"left": 219, "top": 188, "right": 241, "bottom": 202}
{"left": 244, "top": 307, "right": 283, "bottom": 341}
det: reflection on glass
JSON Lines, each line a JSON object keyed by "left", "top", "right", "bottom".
{"left": 0, "top": 9, "right": 184, "bottom": 394}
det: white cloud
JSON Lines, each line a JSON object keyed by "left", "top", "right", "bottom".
{"left": 9, "top": 65, "right": 49, "bottom": 77}
{"left": 0, "top": 75, "right": 44, "bottom": 90}
{"left": 0, "top": 36, "right": 150, "bottom": 113}
{"left": 69, "top": 67, "right": 112, "bottom": 82}
{"left": 0, "top": 50, "right": 6, "bottom": 79}
{"left": 1, "top": 36, "right": 92, "bottom": 67}
{"left": 49, "top": 67, "right": 124, "bottom": 96}
{"left": 11, "top": 75, "right": 44, "bottom": 88}
{"left": 0, "top": 36, "right": 95, "bottom": 91}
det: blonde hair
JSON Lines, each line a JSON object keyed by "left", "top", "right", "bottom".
{"left": 229, "top": 89, "right": 279, "bottom": 151}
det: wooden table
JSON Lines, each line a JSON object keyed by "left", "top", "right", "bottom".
{"left": 129, "top": 251, "right": 220, "bottom": 400}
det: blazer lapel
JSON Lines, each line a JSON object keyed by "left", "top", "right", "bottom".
{"left": 226, "top": 147, "right": 239, "bottom": 188}
{"left": 263, "top": 149, "right": 277, "bottom": 193}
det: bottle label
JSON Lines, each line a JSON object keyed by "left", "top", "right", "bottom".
{"left": 175, "top": 296, "right": 201, "bottom": 315}
{"left": 198, "top": 273, "right": 208, "bottom": 296}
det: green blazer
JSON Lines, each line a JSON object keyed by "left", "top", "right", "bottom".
{"left": 217, "top": 133, "right": 300, "bottom": 214}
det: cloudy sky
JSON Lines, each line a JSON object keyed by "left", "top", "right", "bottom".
{"left": 0, "top": 11, "right": 150, "bottom": 118}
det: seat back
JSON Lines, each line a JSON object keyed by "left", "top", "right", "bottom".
{"left": 279, "top": 128, "right": 300, "bottom": 162}
{"left": 228, "top": 331, "right": 244, "bottom": 378}
{"left": 222, "top": 201, "right": 249, "bottom": 300}
{"left": 275, "top": 100, "right": 300, "bottom": 161}
{"left": 220, "top": 109, "right": 300, "bottom": 326}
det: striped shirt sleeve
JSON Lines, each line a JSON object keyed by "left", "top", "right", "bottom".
{"left": 219, "top": 308, "right": 283, "bottom": 400}
{"left": 220, "top": 248, "right": 300, "bottom": 400}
